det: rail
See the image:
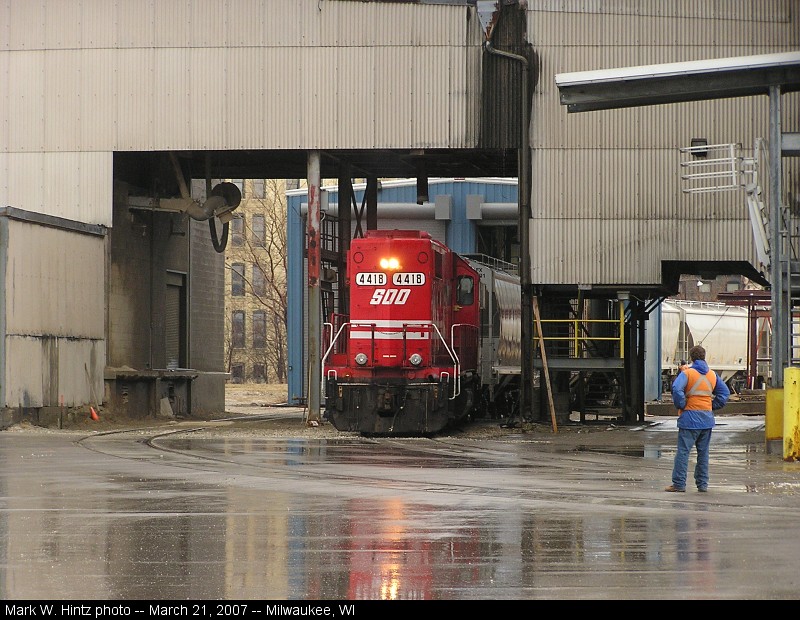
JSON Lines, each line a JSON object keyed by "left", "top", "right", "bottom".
{"left": 533, "top": 301, "right": 625, "bottom": 359}
{"left": 321, "top": 318, "right": 469, "bottom": 400}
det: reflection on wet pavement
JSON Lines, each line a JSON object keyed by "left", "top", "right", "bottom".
{"left": 1, "top": 415, "right": 799, "bottom": 600}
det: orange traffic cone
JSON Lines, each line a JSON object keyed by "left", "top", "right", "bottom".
{"left": 89, "top": 406, "right": 99, "bottom": 421}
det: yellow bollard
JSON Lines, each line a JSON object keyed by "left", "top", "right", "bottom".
{"left": 782, "top": 367, "right": 800, "bottom": 461}
{"left": 765, "top": 387, "right": 783, "bottom": 457}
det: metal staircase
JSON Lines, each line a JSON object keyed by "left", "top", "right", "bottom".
{"left": 680, "top": 140, "right": 800, "bottom": 371}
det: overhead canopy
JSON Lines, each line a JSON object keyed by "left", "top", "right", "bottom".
{"left": 555, "top": 51, "right": 800, "bottom": 113}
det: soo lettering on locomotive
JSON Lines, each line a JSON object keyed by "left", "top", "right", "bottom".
{"left": 322, "top": 230, "right": 521, "bottom": 435}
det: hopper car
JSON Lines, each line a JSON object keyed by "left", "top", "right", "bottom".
{"left": 660, "top": 299, "right": 768, "bottom": 393}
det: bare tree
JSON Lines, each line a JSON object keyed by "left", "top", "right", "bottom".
{"left": 224, "top": 179, "right": 289, "bottom": 383}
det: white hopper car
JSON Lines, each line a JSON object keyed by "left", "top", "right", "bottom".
{"left": 660, "top": 299, "right": 762, "bottom": 393}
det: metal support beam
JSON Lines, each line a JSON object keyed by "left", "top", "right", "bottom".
{"left": 337, "top": 165, "right": 352, "bottom": 316}
{"left": 366, "top": 176, "right": 378, "bottom": 231}
{"left": 769, "top": 86, "right": 785, "bottom": 387}
{"left": 306, "top": 151, "right": 322, "bottom": 422}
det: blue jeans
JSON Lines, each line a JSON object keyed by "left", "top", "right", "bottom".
{"left": 671, "top": 427, "right": 713, "bottom": 490}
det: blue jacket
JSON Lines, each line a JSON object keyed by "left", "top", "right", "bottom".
{"left": 671, "top": 359, "right": 730, "bottom": 429}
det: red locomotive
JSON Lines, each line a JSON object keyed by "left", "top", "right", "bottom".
{"left": 323, "top": 229, "right": 521, "bottom": 435}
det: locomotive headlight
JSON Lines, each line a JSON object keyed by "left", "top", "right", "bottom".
{"left": 379, "top": 257, "right": 401, "bottom": 270}
{"left": 355, "top": 353, "right": 368, "bottom": 366}
{"left": 409, "top": 353, "right": 423, "bottom": 366}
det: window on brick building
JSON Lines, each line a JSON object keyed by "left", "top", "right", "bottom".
{"left": 232, "top": 311, "right": 245, "bottom": 348}
{"left": 231, "top": 215, "right": 244, "bottom": 247}
{"left": 231, "top": 263, "right": 245, "bottom": 296}
{"left": 252, "top": 179, "right": 266, "bottom": 199}
{"left": 253, "top": 363, "right": 266, "bottom": 383}
{"left": 252, "top": 264, "right": 266, "bottom": 296}
{"left": 252, "top": 214, "right": 266, "bottom": 247}
{"left": 231, "top": 363, "right": 244, "bottom": 384}
{"left": 726, "top": 281, "right": 741, "bottom": 292}
{"left": 253, "top": 311, "right": 266, "bottom": 348}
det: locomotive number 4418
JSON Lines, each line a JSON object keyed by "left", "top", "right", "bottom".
{"left": 355, "top": 272, "right": 387, "bottom": 286}
{"left": 392, "top": 272, "right": 425, "bottom": 285}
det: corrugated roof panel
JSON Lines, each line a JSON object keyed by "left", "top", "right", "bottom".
{"left": 7, "top": 0, "right": 44, "bottom": 50}
{"left": 226, "top": 0, "right": 266, "bottom": 47}
{"left": 153, "top": 48, "right": 192, "bottom": 149}
{"left": 44, "top": 50, "right": 81, "bottom": 150}
{"left": 0, "top": 48, "right": 8, "bottom": 152}
{"left": 448, "top": 45, "right": 469, "bottom": 147}
{"left": 116, "top": 49, "right": 154, "bottom": 150}
{"left": 335, "top": 47, "right": 376, "bottom": 148}
{"left": 262, "top": 48, "right": 303, "bottom": 147}
{"left": 412, "top": 47, "right": 451, "bottom": 148}
{"left": 81, "top": 0, "right": 115, "bottom": 48}
{"left": 532, "top": 1, "right": 789, "bottom": 49}
{"left": 44, "top": 0, "right": 82, "bottom": 49}
{"left": 413, "top": 4, "right": 464, "bottom": 46}
{"left": 226, "top": 48, "right": 265, "bottom": 149}
{"left": 78, "top": 151, "right": 113, "bottom": 226}
{"left": 0, "top": 152, "right": 7, "bottom": 205}
{"left": 6, "top": 153, "right": 44, "bottom": 213}
{"left": 300, "top": 47, "right": 339, "bottom": 148}
{"left": 4, "top": 152, "right": 112, "bottom": 224}
{"left": 155, "top": 0, "right": 192, "bottom": 47}
{"left": 375, "top": 46, "right": 413, "bottom": 148}
{"left": 8, "top": 51, "right": 44, "bottom": 151}
{"left": 189, "top": 0, "right": 228, "bottom": 48}
{"left": 189, "top": 47, "right": 226, "bottom": 149}
{"left": 115, "top": 0, "right": 154, "bottom": 49}
{"left": 0, "top": 1, "right": 8, "bottom": 51}
{"left": 80, "top": 49, "right": 117, "bottom": 150}
{"left": 43, "top": 152, "right": 81, "bottom": 217}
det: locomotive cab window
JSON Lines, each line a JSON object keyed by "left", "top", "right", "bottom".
{"left": 457, "top": 276, "right": 475, "bottom": 306}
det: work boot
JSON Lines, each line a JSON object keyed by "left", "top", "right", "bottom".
{"left": 664, "top": 485, "right": 685, "bottom": 492}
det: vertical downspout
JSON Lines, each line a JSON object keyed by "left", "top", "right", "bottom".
{"left": 484, "top": 40, "right": 533, "bottom": 419}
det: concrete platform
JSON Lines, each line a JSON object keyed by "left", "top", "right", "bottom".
{"left": 646, "top": 399, "right": 765, "bottom": 416}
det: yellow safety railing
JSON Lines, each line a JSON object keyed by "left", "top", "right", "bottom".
{"left": 533, "top": 301, "right": 625, "bottom": 359}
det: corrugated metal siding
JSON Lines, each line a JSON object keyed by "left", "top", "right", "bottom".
{"left": 532, "top": 218, "right": 757, "bottom": 284}
{"left": 2, "top": 220, "right": 105, "bottom": 408}
{"left": 4, "top": 152, "right": 112, "bottom": 225}
{"left": 4, "top": 336, "right": 104, "bottom": 407}
{"left": 528, "top": 2, "right": 798, "bottom": 286}
{"left": 6, "top": 221, "right": 105, "bottom": 337}
{"left": 2, "top": 0, "right": 477, "bottom": 154}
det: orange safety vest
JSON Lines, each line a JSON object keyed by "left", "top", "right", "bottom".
{"left": 682, "top": 367, "right": 717, "bottom": 412}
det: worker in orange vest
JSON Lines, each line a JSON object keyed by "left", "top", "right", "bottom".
{"left": 665, "top": 344, "right": 730, "bottom": 493}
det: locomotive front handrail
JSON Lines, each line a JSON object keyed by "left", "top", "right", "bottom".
{"left": 321, "top": 319, "right": 463, "bottom": 400}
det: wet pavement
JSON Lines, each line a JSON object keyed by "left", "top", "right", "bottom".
{"left": 1, "top": 412, "right": 799, "bottom": 601}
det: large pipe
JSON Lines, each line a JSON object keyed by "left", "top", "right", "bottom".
{"left": 484, "top": 39, "right": 533, "bottom": 419}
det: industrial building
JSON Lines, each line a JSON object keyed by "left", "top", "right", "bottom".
{"left": 1, "top": 1, "right": 797, "bottom": 426}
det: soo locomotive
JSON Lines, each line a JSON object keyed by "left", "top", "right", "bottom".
{"left": 322, "top": 229, "right": 521, "bottom": 435}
